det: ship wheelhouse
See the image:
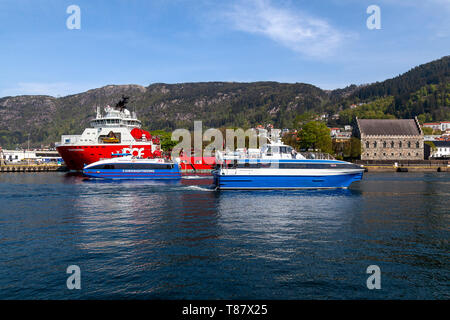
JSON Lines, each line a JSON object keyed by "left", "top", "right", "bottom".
{"left": 90, "top": 106, "right": 142, "bottom": 129}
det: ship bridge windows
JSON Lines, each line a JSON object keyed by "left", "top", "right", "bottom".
{"left": 226, "top": 162, "right": 360, "bottom": 170}
{"left": 264, "top": 146, "right": 293, "bottom": 155}
{"left": 279, "top": 163, "right": 359, "bottom": 169}
{"left": 105, "top": 119, "right": 121, "bottom": 124}
{"left": 279, "top": 146, "right": 293, "bottom": 154}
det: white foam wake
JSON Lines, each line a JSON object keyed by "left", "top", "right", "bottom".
{"left": 184, "top": 185, "right": 217, "bottom": 192}
{"left": 181, "top": 175, "right": 213, "bottom": 180}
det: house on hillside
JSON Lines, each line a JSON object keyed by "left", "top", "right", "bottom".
{"left": 423, "top": 121, "right": 450, "bottom": 132}
{"left": 329, "top": 128, "right": 340, "bottom": 137}
{"left": 355, "top": 117, "right": 424, "bottom": 160}
{"left": 334, "top": 132, "right": 352, "bottom": 142}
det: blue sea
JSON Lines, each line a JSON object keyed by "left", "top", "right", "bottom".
{"left": 0, "top": 172, "right": 448, "bottom": 299}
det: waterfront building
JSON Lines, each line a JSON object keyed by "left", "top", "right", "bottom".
{"left": 355, "top": 117, "right": 424, "bottom": 160}
{"left": 428, "top": 141, "right": 450, "bottom": 159}
{"left": 1, "top": 149, "right": 62, "bottom": 164}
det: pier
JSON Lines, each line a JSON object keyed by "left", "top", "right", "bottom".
{"left": 355, "top": 160, "right": 449, "bottom": 172}
{"left": 0, "top": 164, "right": 67, "bottom": 173}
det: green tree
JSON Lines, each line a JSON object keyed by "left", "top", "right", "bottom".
{"left": 350, "top": 137, "right": 361, "bottom": 159}
{"left": 293, "top": 111, "right": 317, "bottom": 128}
{"left": 150, "top": 130, "right": 178, "bottom": 151}
{"left": 298, "top": 121, "right": 332, "bottom": 154}
{"left": 424, "top": 141, "right": 437, "bottom": 152}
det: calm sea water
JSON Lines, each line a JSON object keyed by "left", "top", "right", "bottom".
{"left": 0, "top": 172, "right": 448, "bottom": 299}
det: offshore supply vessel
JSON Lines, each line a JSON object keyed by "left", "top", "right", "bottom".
{"left": 56, "top": 97, "right": 162, "bottom": 171}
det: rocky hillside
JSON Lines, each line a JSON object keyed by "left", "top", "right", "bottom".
{"left": 0, "top": 82, "right": 329, "bottom": 148}
{"left": 0, "top": 56, "right": 448, "bottom": 149}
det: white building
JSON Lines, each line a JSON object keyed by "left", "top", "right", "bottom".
{"left": 424, "top": 135, "right": 442, "bottom": 141}
{"left": 329, "top": 128, "right": 340, "bottom": 136}
{"left": 1, "top": 149, "right": 62, "bottom": 164}
{"left": 423, "top": 121, "right": 450, "bottom": 131}
{"left": 442, "top": 122, "right": 450, "bottom": 131}
{"left": 334, "top": 132, "right": 352, "bottom": 141}
{"left": 429, "top": 141, "right": 450, "bottom": 159}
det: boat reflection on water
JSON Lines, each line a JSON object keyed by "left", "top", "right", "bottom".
{"left": 82, "top": 177, "right": 182, "bottom": 186}
{"left": 71, "top": 171, "right": 366, "bottom": 297}
{"left": 1, "top": 171, "right": 447, "bottom": 299}
{"left": 214, "top": 188, "right": 362, "bottom": 241}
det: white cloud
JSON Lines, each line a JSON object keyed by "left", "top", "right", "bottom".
{"left": 223, "top": 0, "right": 346, "bottom": 58}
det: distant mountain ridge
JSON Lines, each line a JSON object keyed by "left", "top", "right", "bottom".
{"left": 0, "top": 56, "right": 448, "bottom": 149}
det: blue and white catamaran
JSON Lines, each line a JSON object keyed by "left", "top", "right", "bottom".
{"left": 83, "top": 155, "right": 181, "bottom": 180}
{"left": 213, "top": 135, "right": 364, "bottom": 190}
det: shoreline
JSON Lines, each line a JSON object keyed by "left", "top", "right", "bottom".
{"left": 363, "top": 166, "right": 448, "bottom": 172}
{"left": 1, "top": 165, "right": 448, "bottom": 173}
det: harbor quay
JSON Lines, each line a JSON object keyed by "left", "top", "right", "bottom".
{"left": 0, "top": 164, "right": 67, "bottom": 173}
{"left": 356, "top": 159, "right": 449, "bottom": 172}
{"left": 1, "top": 161, "right": 448, "bottom": 174}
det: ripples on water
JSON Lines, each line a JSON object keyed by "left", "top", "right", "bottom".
{"left": 0, "top": 172, "right": 448, "bottom": 299}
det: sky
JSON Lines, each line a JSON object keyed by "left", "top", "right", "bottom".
{"left": 0, "top": 0, "right": 449, "bottom": 97}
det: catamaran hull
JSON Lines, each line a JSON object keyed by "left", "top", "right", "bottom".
{"left": 83, "top": 169, "right": 181, "bottom": 180}
{"left": 213, "top": 172, "right": 363, "bottom": 189}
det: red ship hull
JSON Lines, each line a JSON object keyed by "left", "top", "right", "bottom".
{"left": 58, "top": 145, "right": 217, "bottom": 171}
{"left": 179, "top": 156, "right": 216, "bottom": 171}
{"left": 57, "top": 144, "right": 153, "bottom": 170}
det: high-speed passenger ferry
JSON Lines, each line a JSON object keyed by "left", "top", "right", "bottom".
{"left": 83, "top": 156, "right": 181, "bottom": 180}
{"left": 213, "top": 138, "right": 364, "bottom": 190}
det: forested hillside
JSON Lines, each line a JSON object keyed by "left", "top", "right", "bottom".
{"left": 0, "top": 56, "right": 448, "bottom": 149}
{"left": 332, "top": 56, "right": 449, "bottom": 124}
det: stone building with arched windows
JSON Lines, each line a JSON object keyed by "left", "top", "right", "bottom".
{"left": 354, "top": 117, "right": 424, "bottom": 160}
